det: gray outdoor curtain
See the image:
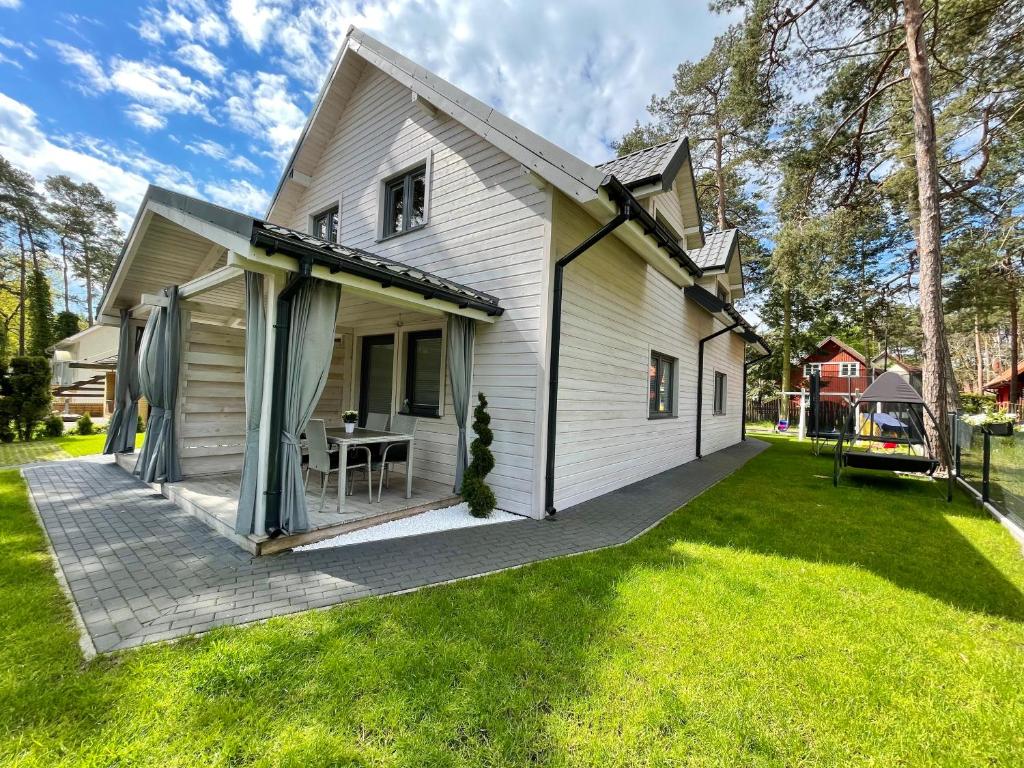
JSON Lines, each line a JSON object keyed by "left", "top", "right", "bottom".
{"left": 103, "top": 308, "right": 141, "bottom": 454}
{"left": 279, "top": 278, "right": 341, "bottom": 533}
{"left": 235, "top": 271, "right": 266, "bottom": 535}
{"left": 134, "top": 286, "right": 182, "bottom": 483}
{"left": 446, "top": 314, "right": 475, "bottom": 492}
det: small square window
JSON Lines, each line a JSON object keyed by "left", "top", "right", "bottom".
{"left": 313, "top": 207, "right": 338, "bottom": 242}
{"left": 838, "top": 362, "right": 859, "bottom": 377}
{"left": 382, "top": 165, "right": 427, "bottom": 237}
{"left": 713, "top": 371, "right": 727, "bottom": 415}
{"left": 648, "top": 351, "right": 676, "bottom": 418}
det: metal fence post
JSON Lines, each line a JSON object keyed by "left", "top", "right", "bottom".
{"left": 982, "top": 429, "right": 991, "bottom": 504}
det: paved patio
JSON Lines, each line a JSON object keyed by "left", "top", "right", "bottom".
{"left": 24, "top": 439, "right": 768, "bottom": 655}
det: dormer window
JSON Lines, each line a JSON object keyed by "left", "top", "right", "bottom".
{"left": 313, "top": 207, "right": 338, "bottom": 242}
{"left": 382, "top": 164, "right": 427, "bottom": 238}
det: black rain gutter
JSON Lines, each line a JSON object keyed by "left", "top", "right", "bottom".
{"left": 696, "top": 322, "right": 740, "bottom": 460}
{"left": 263, "top": 255, "right": 314, "bottom": 536}
{"left": 251, "top": 227, "right": 503, "bottom": 318}
{"left": 741, "top": 352, "right": 773, "bottom": 442}
{"left": 543, "top": 198, "right": 638, "bottom": 517}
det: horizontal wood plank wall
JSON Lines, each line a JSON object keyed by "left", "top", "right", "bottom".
{"left": 312, "top": 334, "right": 349, "bottom": 428}
{"left": 179, "top": 318, "right": 246, "bottom": 477}
{"left": 275, "top": 64, "right": 549, "bottom": 517}
{"left": 551, "top": 192, "right": 745, "bottom": 511}
{"left": 700, "top": 331, "right": 745, "bottom": 456}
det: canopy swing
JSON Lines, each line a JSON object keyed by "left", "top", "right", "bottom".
{"left": 833, "top": 371, "right": 953, "bottom": 501}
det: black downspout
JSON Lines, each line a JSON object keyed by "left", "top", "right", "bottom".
{"left": 696, "top": 322, "right": 740, "bottom": 459}
{"left": 544, "top": 201, "right": 634, "bottom": 516}
{"left": 741, "top": 353, "right": 772, "bottom": 442}
{"left": 263, "top": 257, "right": 314, "bottom": 536}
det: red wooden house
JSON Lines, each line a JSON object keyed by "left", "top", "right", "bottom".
{"left": 791, "top": 336, "right": 872, "bottom": 398}
{"left": 983, "top": 362, "right": 1024, "bottom": 405}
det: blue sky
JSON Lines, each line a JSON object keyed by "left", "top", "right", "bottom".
{"left": 0, "top": 0, "right": 733, "bottom": 231}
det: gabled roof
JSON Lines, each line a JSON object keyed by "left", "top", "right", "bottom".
{"left": 983, "top": 361, "right": 1024, "bottom": 390}
{"left": 595, "top": 137, "right": 689, "bottom": 190}
{"left": 798, "top": 336, "right": 867, "bottom": 366}
{"left": 870, "top": 352, "right": 921, "bottom": 374}
{"left": 688, "top": 229, "right": 738, "bottom": 271}
{"left": 267, "top": 26, "right": 607, "bottom": 219}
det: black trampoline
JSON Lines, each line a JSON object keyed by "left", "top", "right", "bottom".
{"left": 833, "top": 371, "right": 952, "bottom": 501}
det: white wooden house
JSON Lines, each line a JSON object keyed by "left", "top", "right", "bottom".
{"left": 97, "top": 27, "right": 766, "bottom": 553}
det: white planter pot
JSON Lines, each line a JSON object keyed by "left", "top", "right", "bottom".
{"left": 344, "top": 422, "right": 356, "bottom": 433}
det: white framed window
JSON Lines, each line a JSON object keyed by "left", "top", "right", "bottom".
{"left": 713, "top": 371, "right": 727, "bottom": 415}
{"left": 839, "top": 362, "right": 860, "bottom": 377}
{"left": 377, "top": 156, "right": 432, "bottom": 240}
{"left": 648, "top": 351, "right": 677, "bottom": 418}
{"left": 803, "top": 362, "right": 822, "bottom": 377}
{"left": 311, "top": 205, "right": 339, "bottom": 242}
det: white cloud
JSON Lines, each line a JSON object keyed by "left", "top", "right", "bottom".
{"left": 137, "top": 0, "right": 230, "bottom": 46}
{"left": 174, "top": 42, "right": 224, "bottom": 78}
{"left": 0, "top": 92, "right": 150, "bottom": 228}
{"left": 125, "top": 104, "right": 167, "bottom": 131}
{"left": 0, "top": 52, "right": 20, "bottom": 69}
{"left": 224, "top": 70, "right": 305, "bottom": 159}
{"left": 228, "top": 155, "right": 260, "bottom": 174}
{"left": 185, "top": 137, "right": 228, "bottom": 159}
{"left": 227, "top": 0, "right": 284, "bottom": 52}
{"left": 202, "top": 178, "right": 269, "bottom": 214}
{"left": 108, "top": 58, "right": 213, "bottom": 116}
{"left": 0, "top": 35, "right": 37, "bottom": 60}
{"left": 0, "top": 0, "right": 22, "bottom": 9}
{"left": 48, "top": 40, "right": 110, "bottom": 93}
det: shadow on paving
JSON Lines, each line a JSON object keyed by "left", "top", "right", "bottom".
{"left": 673, "top": 439, "right": 1024, "bottom": 622}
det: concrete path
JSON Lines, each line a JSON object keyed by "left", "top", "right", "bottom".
{"left": 24, "top": 440, "right": 768, "bottom": 655}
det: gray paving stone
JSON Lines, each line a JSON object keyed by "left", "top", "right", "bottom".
{"left": 24, "top": 440, "right": 767, "bottom": 654}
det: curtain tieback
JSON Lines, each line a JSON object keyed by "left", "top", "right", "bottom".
{"left": 282, "top": 431, "right": 299, "bottom": 448}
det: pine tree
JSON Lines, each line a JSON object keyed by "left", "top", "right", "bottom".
{"left": 27, "top": 268, "right": 54, "bottom": 356}
{"left": 53, "top": 311, "right": 81, "bottom": 342}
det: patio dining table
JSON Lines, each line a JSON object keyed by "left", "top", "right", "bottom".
{"left": 324, "top": 427, "right": 415, "bottom": 513}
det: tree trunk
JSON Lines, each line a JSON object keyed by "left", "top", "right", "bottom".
{"left": 82, "top": 241, "right": 94, "bottom": 326}
{"left": 974, "top": 314, "right": 983, "bottom": 393}
{"left": 1010, "top": 284, "right": 1020, "bottom": 406}
{"left": 780, "top": 284, "right": 792, "bottom": 420}
{"left": 714, "top": 121, "right": 727, "bottom": 231}
{"left": 904, "top": 0, "right": 950, "bottom": 466}
{"left": 17, "top": 228, "right": 26, "bottom": 356}
{"left": 60, "top": 236, "right": 71, "bottom": 313}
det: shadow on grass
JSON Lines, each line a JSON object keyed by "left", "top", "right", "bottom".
{"left": 674, "top": 436, "right": 1024, "bottom": 621}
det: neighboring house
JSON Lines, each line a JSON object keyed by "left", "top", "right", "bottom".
{"left": 983, "top": 362, "right": 1024, "bottom": 405}
{"left": 870, "top": 352, "right": 922, "bottom": 393}
{"left": 97, "top": 27, "right": 766, "bottom": 550}
{"left": 49, "top": 324, "right": 120, "bottom": 418}
{"left": 792, "top": 336, "right": 871, "bottom": 398}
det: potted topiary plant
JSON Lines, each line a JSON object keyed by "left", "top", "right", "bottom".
{"left": 461, "top": 392, "right": 496, "bottom": 518}
{"left": 343, "top": 410, "right": 359, "bottom": 434}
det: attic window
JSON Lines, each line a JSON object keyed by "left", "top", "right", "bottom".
{"left": 313, "top": 207, "right": 338, "bottom": 242}
{"left": 382, "top": 165, "right": 427, "bottom": 238}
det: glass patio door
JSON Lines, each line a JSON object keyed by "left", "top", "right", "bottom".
{"left": 358, "top": 334, "right": 394, "bottom": 426}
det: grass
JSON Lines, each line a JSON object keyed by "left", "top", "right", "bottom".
{"left": 0, "top": 432, "right": 144, "bottom": 467}
{"left": 2, "top": 436, "right": 1023, "bottom": 766}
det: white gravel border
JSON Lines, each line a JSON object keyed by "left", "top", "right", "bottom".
{"left": 294, "top": 502, "right": 525, "bottom": 551}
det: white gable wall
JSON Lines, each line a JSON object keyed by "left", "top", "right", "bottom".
{"left": 549, "top": 192, "right": 745, "bottom": 511}
{"left": 273, "top": 64, "right": 551, "bottom": 517}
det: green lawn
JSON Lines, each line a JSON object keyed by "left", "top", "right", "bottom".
{"left": 0, "top": 433, "right": 144, "bottom": 467}
{"left": 2, "top": 437, "right": 1023, "bottom": 766}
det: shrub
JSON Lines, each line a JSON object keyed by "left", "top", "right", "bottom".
{"left": 4, "top": 357, "right": 52, "bottom": 441}
{"left": 43, "top": 414, "right": 65, "bottom": 438}
{"left": 461, "top": 392, "right": 496, "bottom": 518}
{"left": 0, "top": 419, "right": 13, "bottom": 443}
{"left": 960, "top": 392, "right": 996, "bottom": 415}
{"left": 77, "top": 412, "right": 94, "bottom": 436}
{"left": 137, "top": 413, "right": 146, "bottom": 433}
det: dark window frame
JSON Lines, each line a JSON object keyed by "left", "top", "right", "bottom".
{"left": 357, "top": 333, "right": 395, "bottom": 426}
{"left": 713, "top": 371, "right": 728, "bottom": 415}
{"left": 312, "top": 206, "right": 339, "bottom": 243}
{"left": 381, "top": 164, "right": 427, "bottom": 239}
{"left": 648, "top": 350, "right": 677, "bottom": 419}
{"left": 402, "top": 328, "right": 443, "bottom": 418}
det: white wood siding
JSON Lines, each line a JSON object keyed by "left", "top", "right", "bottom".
{"left": 275, "top": 64, "right": 550, "bottom": 516}
{"left": 178, "top": 317, "right": 246, "bottom": 477}
{"left": 550, "top": 192, "right": 745, "bottom": 510}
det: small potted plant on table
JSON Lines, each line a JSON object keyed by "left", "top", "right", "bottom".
{"left": 343, "top": 410, "right": 358, "bottom": 434}
{"left": 967, "top": 410, "right": 1016, "bottom": 436}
